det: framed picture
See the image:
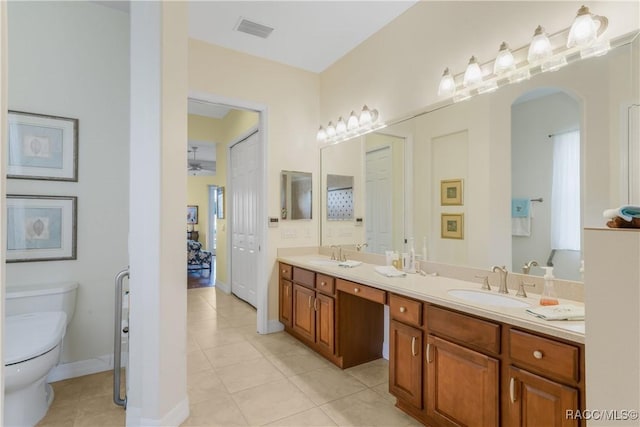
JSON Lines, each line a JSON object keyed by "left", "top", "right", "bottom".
{"left": 441, "top": 179, "right": 463, "bottom": 206}
{"left": 187, "top": 205, "right": 199, "bottom": 224}
{"left": 6, "top": 195, "right": 77, "bottom": 262}
{"left": 217, "top": 187, "right": 225, "bottom": 219}
{"left": 7, "top": 111, "right": 79, "bottom": 181}
{"left": 441, "top": 213, "right": 464, "bottom": 239}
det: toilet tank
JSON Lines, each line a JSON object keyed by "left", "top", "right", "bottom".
{"left": 6, "top": 282, "right": 78, "bottom": 325}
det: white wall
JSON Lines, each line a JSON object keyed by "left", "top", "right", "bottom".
{"left": 6, "top": 2, "right": 129, "bottom": 368}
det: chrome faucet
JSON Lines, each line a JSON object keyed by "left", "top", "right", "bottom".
{"left": 522, "top": 260, "right": 539, "bottom": 275}
{"left": 355, "top": 242, "right": 368, "bottom": 252}
{"left": 330, "top": 245, "right": 339, "bottom": 261}
{"left": 491, "top": 265, "right": 509, "bottom": 294}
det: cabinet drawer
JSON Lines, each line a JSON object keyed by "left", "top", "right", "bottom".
{"left": 316, "top": 274, "right": 335, "bottom": 295}
{"left": 293, "top": 266, "right": 315, "bottom": 288}
{"left": 279, "top": 263, "right": 292, "bottom": 280}
{"left": 389, "top": 294, "right": 422, "bottom": 327}
{"left": 509, "top": 329, "right": 579, "bottom": 383}
{"left": 427, "top": 305, "right": 500, "bottom": 354}
{"left": 336, "top": 279, "right": 386, "bottom": 304}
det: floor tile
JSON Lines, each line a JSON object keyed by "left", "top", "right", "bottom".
{"left": 370, "top": 382, "right": 397, "bottom": 404}
{"left": 266, "top": 347, "right": 334, "bottom": 377}
{"left": 289, "top": 367, "right": 368, "bottom": 405}
{"left": 320, "top": 389, "right": 422, "bottom": 427}
{"left": 187, "top": 350, "right": 213, "bottom": 375}
{"left": 192, "top": 327, "right": 247, "bottom": 350}
{"left": 187, "top": 369, "right": 228, "bottom": 405}
{"left": 182, "top": 395, "right": 248, "bottom": 426}
{"left": 215, "top": 356, "right": 285, "bottom": 393}
{"left": 344, "top": 358, "right": 389, "bottom": 387}
{"left": 232, "top": 378, "right": 315, "bottom": 426}
{"left": 203, "top": 340, "right": 264, "bottom": 368}
{"left": 265, "top": 407, "right": 338, "bottom": 426}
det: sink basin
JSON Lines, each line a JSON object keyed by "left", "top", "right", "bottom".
{"left": 308, "top": 258, "right": 341, "bottom": 266}
{"left": 447, "top": 289, "right": 530, "bottom": 308}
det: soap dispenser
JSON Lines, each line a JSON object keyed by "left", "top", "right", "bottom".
{"left": 540, "top": 266, "right": 559, "bottom": 306}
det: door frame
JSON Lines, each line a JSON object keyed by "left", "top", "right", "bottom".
{"left": 188, "top": 90, "right": 269, "bottom": 335}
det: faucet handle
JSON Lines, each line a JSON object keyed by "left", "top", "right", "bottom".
{"left": 516, "top": 280, "right": 536, "bottom": 298}
{"left": 474, "top": 275, "right": 491, "bottom": 291}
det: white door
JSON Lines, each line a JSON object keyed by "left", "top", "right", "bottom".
{"left": 230, "top": 131, "right": 259, "bottom": 307}
{"left": 366, "top": 146, "right": 393, "bottom": 253}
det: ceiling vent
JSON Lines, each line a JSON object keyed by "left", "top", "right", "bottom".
{"left": 235, "top": 17, "right": 274, "bottom": 39}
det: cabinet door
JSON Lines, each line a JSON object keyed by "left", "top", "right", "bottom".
{"left": 506, "top": 366, "right": 578, "bottom": 427}
{"left": 389, "top": 320, "right": 423, "bottom": 408}
{"left": 292, "top": 284, "right": 315, "bottom": 342}
{"left": 426, "top": 335, "right": 499, "bottom": 427}
{"left": 279, "top": 279, "right": 293, "bottom": 328}
{"left": 315, "top": 293, "right": 335, "bottom": 354}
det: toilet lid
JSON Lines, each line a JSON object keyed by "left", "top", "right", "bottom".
{"left": 4, "top": 312, "right": 67, "bottom": 365}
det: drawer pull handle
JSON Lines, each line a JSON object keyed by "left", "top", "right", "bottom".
{"left": 426, "top": 343, "right": 432, "bottom": 363}
{"left": 399, "top": 306, "right": 407, "bottom": 313}
{"left": 533, "top": 350, "right": 543, "bottom": 359}
{"left": 314, "top": 297, "right": 318, "bottom": 311}
{"left": 308, "top": 296, "right": 312, "bottom": 308}
{"left": 411, "top": 337, "right": 417, "bottom": 356}
{"left": 354, "top": 287, "right": 360, "bottom": 293}
{"left": 509, "top": 377, "right": 516, "bottom": 403}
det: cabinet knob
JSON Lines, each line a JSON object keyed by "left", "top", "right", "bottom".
{"left": 533, "top": 350, "right": 543, "bottom": 359}
{"left": 399, "top": 306, "right": 407, "bottom": 313}
{"left": 354, "top": 287, "right": 360, "bottom": 293}
{"left": 282, "top": 269, "right": 286, "bottom": 274}
{"left": 321, "top": 282, "right": 326, "bottom": 286}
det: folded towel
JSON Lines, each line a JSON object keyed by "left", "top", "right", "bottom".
{"left": 338, "top": 260, "right": 362, "bottom": 268}
{"left": 603, "top": 205, "right": 640, "bottom": 222}
{"left": 374, "top": 265, "right": 406, "bottom": 277}
{"left": 512, "top": 218, "right": 531, "bottom": 237}
{"left": 526, "top": 304, "right": 585, "bottom": 321}
{"left": 512, "top": 198, "right": 530, "bottom": 218}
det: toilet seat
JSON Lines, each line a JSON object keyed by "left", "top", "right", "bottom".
{"left": 4, "top": 312, "right": 66, "bottom": 366}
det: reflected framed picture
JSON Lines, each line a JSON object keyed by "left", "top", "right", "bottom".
{"left": 440, "top": 179, "right": 463, "bottom": 206}
{"left": 187, "top": 205, "right": 199, "bottom": 224}
{"left": 7, "top": 111, "right": 79, "bottom": 181}
{"left": 217, "top": 187, "right": 225, "bottom": 219}
{"left": 441, "top": 213, "right": 464, "bottom": 239}
{"left": 6, "top": 195, "right": 77, "bottom": 262}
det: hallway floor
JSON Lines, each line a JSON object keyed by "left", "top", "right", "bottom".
{"left": 37, "top": 287, "right": 419, "bottom": 426}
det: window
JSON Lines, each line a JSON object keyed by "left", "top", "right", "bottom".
{"left": 551, "top": 130, "right": 580, "bottom": 250}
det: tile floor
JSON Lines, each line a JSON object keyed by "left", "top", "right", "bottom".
{"left": 37, "top": 287, "right": 420, "bottom": 426}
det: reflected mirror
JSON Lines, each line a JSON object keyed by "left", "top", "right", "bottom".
{"left": 326, "top": 174, "right": 354, "bottom": 221}
{"left": 320, "top": 32, "right": 639, "bottom": 281}
{"left": 280, "top": 170, "right": 312, "bottom": 220}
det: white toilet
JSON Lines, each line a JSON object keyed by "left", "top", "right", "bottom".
{"left": 4, "top": 282, "right": 78, "bottom": 427}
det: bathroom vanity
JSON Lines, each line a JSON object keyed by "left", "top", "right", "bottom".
{"left": 278, "top": 255, "right": 585, "bottom": 427}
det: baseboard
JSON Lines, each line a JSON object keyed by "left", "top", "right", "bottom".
{"left": 127, "top": 396, "right": 190, "bottom": 426}
{"left": 267, "top": 319, "right": 285, "bottom": 334}
{"left": 47, "top": 352, "right": 125, "bottom": 382}
{"left": 215, "top": 279, "right": 230, "bottom": 293}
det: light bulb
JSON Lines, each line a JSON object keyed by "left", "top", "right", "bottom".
{"left": 463, "top": 56, "right": 483, "bottom": 87}
{"left": 494, "top": 42, "right": 515, "bottom": 75}
{"left": 336, "top": 117, "right": 347, "bottom": 135}
{"left": 437, "top": 68, "right": 456, "bottom": 97}
{"left": 527, "top": 26, "right": 552, "bottom": 63}
{"left": 316, "top": 126, "right": 327, "bottom": 142}
{"left": 359, "top": 105, "right": 373, "bottom": 125}
{"left": 567, "top": 6, "right": 608, "bottom": 48}
{"left": 347, "top": 111, "right": 359, "bottom": 131}
{"left": 326, "top": 122, "right": 336, "bottom": 138}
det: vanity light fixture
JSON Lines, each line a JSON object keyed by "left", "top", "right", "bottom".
{"left": 437, "top": 68, "right": 456, "bottom": 97}
{"left": 438, "top": 6, "right": 609, "bottom": 102}
{"left": 336, "top": 117, "right": 347, "bottom": 135}
{"left": 317, "top": 105, "right": 384, "bottom": 143}
{"left": 463, "top": 56, "right": 483, "bottom": 87}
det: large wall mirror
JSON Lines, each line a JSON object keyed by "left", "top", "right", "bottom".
{"left": 320, "top": 31, "right": 639, "bottom": 281}
{"left": 281, "top": 170, "right": 312, "bottom": 220}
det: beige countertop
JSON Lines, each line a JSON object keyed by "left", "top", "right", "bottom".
{"left": 278, "top": 254, "right": 585, "bottom": 344}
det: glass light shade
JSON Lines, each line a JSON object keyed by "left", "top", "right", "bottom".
{"left": 317, "top": 126, "right": 327, "bottom": 142}
{"left": 335, "top": 117, "right": 347, "bottom": 135}
{"left": 541, "top": 55, "right": 568, "bottom": 72}
{"left": 567, "top": 6, "right": 608, "bottom": 49}
{"left": 527, "top": 26, "right": 552, "bottom": 63}
{"left": 326, "top": 122, "right": 336, "bottom": 138}
{"left": 463, "top": 56, "right": 483, "bottom": 87}
{"left": 370, "top": 109, "right": 379, "bottom": 123}
{"left": 437, "top": 68, "right": 456, "bottom": 97}
{"left": 493, "top": 42, "right": 515, "bottom": 75}
{"left": 347, "top": 111, "right": 359, "bottom": 130}
{"left": 359, "top": 105, "right": 373, "bottom": 125}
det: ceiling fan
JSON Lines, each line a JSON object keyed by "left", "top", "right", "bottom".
{"left": 188, "top": 146, "right": 204, "bottom": 172}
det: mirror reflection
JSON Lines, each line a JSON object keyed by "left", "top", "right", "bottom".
{"left": 280, "top": 170, "right": 312, "bottom": 220}
{"left": 320, "top": 33, "right": 639, "bottom": 281}
{"left": 326, "top": 174, "right": 354, "bottom": 221}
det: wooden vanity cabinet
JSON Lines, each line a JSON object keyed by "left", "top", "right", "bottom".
{"left": 390, "top": 319, "right": 423, "bottom": 409}
{"left": 278, "top": 263, "right": 293, "bottom": 328}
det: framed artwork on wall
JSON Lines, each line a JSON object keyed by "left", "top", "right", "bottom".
{"left": 217, "top": 187, "right": 225, "bottom": 219}
{"left": 441, "top": 213, "right": 464, "bottom": 239}
{"left": 187, "top": 205, "right": 199, "bottom": 224}
{"left": 7, "top": 110, "right": 79, "bottom": 181}
{"left": 440, "top": 179, "right": 463, "bottom": 206}
{"left": 6, "top": 195, "right": 77, "bottom": 262}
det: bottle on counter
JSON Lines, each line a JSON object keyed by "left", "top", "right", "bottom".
{"left": 540, "top": 266, "right": 559, "bottom": 306}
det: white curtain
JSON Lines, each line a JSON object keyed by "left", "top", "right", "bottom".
{"left": 551, "top": 130, "right": 581, "bottom": 250}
